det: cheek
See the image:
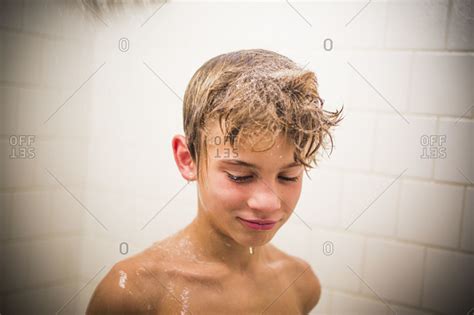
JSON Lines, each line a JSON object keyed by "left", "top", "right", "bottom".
{"left": 207, "top": 173, "right": 248, "bottom": 209}
{"left": 281, "top": 182, "right": 303, "bottom": 211}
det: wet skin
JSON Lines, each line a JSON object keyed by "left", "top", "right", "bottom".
{"left": 86, "top": 231, "right": 320, "bottom": 314}
{"left": 86, "top": 125, "right": 321, "bottom": 314}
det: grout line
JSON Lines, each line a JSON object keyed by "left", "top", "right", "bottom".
{"left": 430, "top": 116, "right": 441, "bottom": 179}
{"left": 0, "top": 80, "right": 74, "bottom": 92}
{"left": 1, "top": 232, "right": 85, "bottom": 245}
{"left": 337, "top": 47, "right": 474, "bottom": 55}
{"left": 444, "top": 0, "right": 453, "bottom": 50}
{"left": 457, "top": 186, "right": 468, "bottom": 250}
{"left": 312, "top": 225, "right": 474, "bottom": 256}
{"left": 405, "top": 51, "right": 415, "bottom": 117}
{"left": 0, "top": 276, "right": 89, "bottom": 296}
{"left": 358, "top": 236, "right": 368, "bottom": 294}
{"left": 328, "top": 106, "right": 474, "bottom": 122}
{"left": 381, "top": 0, "right": 389, "bottom": 50}
{"left": 419, "top": 246, "right": 428, "bottom": 307}
{"left": 326, "top": 286, "right": 333, "bottom": 314}
{"left": 393, "top": 175, "right": 403, "bottom": 238}
{"left": 327, "top": 287, "right": 445, "bottom": 315}
{"left": 368, "top": 111, "right": 378, "bottom": 173}
{"left": 319, "top": 165, "right": 473, "bottom": 188}
{"left": 336, "top": 172, "right": 345, "bottom": 228}
{"left": 0, "top": 25, "right": 73, "bottom": 41}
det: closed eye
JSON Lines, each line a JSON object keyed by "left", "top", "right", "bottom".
{"left": 226, "top": 173, "right": 299, "bottom": 183}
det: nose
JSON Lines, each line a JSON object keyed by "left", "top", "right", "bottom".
{"left": 247, "top": 178, "right": 282, "bottom": 213}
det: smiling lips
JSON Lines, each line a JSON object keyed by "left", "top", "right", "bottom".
{"left": 237, "top": 217, "right": 278, "bottom": 231}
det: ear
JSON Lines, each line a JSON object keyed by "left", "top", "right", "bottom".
{"left": 172, "top": 135, "right": 196, "bottom": 182}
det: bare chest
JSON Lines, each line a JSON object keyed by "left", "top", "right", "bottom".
{"left": 156, "top": 271, "right": 304, "bottom": 314}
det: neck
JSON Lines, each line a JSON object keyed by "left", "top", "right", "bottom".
{"left": 182, "top": 211, "right": 265, "bottom": 272}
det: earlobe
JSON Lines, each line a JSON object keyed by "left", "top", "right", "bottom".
{"left": 172, "top": 135, "right": 196, "bottom": 182}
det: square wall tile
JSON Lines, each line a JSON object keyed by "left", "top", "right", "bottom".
{"left": 325, "top": 110, "right": 376, "bottom": 171}
{"left": 422, "top": 248, "right": 474, "bottom": 314}
{"left": 362, "top": 239, "right": 424, "bottom": 306}
{"left": 373, "top": 114, "right": 436, "bottom": 178}
{"left": 331, "top": 291, "right": 392, "bottom": 315}
{"left": 50, "top": 189, "right": 85, "bottom": 235}
{"left": 343, "top": 1, "right": 388, "bottom": 49}
{"left": 28, "top": 237, "right": 80, "bottom": 286}
{"left": 0, "top": 192, "right": 13, "bottom": 240}
{"left": 398, "top": 180, "right": 464, "bottom": 247}
{"left": 308, "top": 229, "right": 365, "bottom": 293}
{"left": 2, "top": 242, "right": 33, "bottom": 291}
{"left": 447, "top": 0, "right": 474, "bottom": 50}
{"left": 409, "top": 54, "right": 473, "bottom": 116}
{"left": 0, "top": 139, "right": 35, "bottom": 189}
{"left": 298, "top": 169, "right": 343, "bottom": 229}
{"left": 435, "top": 118, "right": 474, "bottom": 184}
{"left": 0, "top": 0, "right": 24, "bottom": 30}
{"left": 10, "top": 190, "right": 52, "bottom": 239}
{"left": 391, "top": 305, "right": 433, "bottom": 315}
{"left": 385, "top": 0, "right": 449, "bottom": 50}
{"left": 461, "top": 187, "right": 474, "bottom": 252}
{"left": 345, "top": 51, "right": 412, "bottom": 113}
{"left": 0, "top": 86, "right": 19, "bottom": 135}
{"left": 341, "top": 173, "right": 400, "bottom": 237}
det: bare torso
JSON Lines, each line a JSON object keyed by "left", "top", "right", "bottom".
{"left": 86, "top": 232, "right": 321, "bottom": 314}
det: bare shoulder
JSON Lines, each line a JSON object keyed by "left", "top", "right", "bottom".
{"left": 86, "top": 247, "right": 167, "bottom": 314}
{"left": 267, "top": 244, "right": 322, "bottom": 314}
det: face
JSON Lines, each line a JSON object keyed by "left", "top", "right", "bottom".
{"left": 196, "top": 123, "right": 304, "bottom": 247}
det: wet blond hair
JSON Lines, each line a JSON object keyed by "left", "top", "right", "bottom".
{"left": 183, "top": 49, "right": 344, "bottom": 181}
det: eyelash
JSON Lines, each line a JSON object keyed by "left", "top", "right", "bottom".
{"left": 226, "top": 173, "right": 299, "bottom": 184}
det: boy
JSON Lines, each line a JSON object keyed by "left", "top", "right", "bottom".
{"left": 87, "top": 49, "right": 343, "bottom": 314}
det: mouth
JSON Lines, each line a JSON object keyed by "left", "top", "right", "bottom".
{"left": 237, "top": 217, "right": 278, "bottom": 231}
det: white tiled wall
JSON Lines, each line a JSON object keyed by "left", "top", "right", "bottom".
{"left": 0, "top": 1, "right": 93, "bottom": 314}
{"left": 1, "top": 1, "right": 473, "bottom": 314}
{"left": 461, "top": 187, "right": 474, "bottom": 252}
{"left": 398, "top": 180, "right": 464, "bottom": 248}
{"left": 409, "top": 54, "right": 473, "bottom": 117}
{"left": 362, "top": 239, "right": 425, "bottom": 306}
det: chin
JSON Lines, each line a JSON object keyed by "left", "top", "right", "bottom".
{"left": 235, "top": 231, "right": 277, "bottom": 247}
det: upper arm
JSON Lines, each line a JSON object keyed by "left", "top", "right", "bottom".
{"left": 302, "top": 265, "right": 321, "bottom": 313}
{"left": 86, "top": 263, "right": 154, "bottom": 314}
{"left": 291, "top": 259, "right": 321, "bottom": 314}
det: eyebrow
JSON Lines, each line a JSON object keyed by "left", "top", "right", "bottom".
{"left": 219, "top": 159, "right": 302, "bottom": 170}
